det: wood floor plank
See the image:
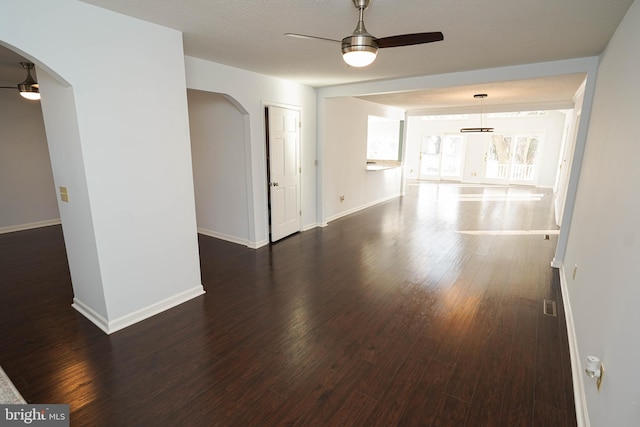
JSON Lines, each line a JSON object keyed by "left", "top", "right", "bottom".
{"left": 396, "top": 359, "right": 454, "bottom": 426}
{"left": 431, "top": 393, "right": 470, "bottom": 427}
{"left": 354, "top": 331, "right": 417, "bottom": 401}
{"left": 327, "top": 391, "right": 378, "bottom": 427}
{"left": 533, "top": 400, "right": 569, "bottom": 427}
{"left": 363, "top": 358, "right": 430, "bottom": 427}
{"left": 499, "top": 363, "right": 536, "bottom": 427}
{"left": 261, "top": 338, "right": 368, "bottom": 426}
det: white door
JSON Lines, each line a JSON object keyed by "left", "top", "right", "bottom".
{"left": 418, "top": 134, "right": 464, "bottom": 181}
{"left": 267, "top": 106, "right": 301, "bottom": 242}
{"left": 418, "top": 135, "right": 441, "bottom": 180}
{"left": 484, "top": 133, "right": 540, "bottom": 185}
{"left": 440, "top": 134, "right": 465, "bottom": 180}
{"left": 485, "top": 134, "right": 511, "bottom": 184}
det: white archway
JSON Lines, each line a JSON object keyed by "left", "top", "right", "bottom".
{"left": 1, "top": 1, "right": 203, "bottom": 334}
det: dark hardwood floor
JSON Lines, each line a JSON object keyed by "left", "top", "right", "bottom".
{"left": 0, "top": 182, "right": 576, "bottom": 426}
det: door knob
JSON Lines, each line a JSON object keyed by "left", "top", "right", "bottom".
{"left": 272, "top": 182, "right": 279, "bottom": 187}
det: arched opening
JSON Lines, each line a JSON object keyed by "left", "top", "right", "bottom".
{"left": 0, "top": 47, "right": 59, "bottom": 233}
{"left": 1, "top": 0, "right": 206, "bottom": 334}
{"left": 0, "top": 40, "right": 114, "bottom": 328}
{"left": 186, "top": 89, "right": 251, "bottom": 246}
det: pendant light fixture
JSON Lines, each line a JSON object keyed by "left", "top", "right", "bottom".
{"left": 18, "top": 62, "right": 40, "bottom": 100}
{"left": 460, "top": 94, "right": 493, "bottom": 133}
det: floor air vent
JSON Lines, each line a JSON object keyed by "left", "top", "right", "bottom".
{"left": 543, "top": 299, "right": 557, "bottom": 317}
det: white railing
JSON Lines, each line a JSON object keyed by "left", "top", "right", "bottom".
{"left": 441, "top": 157, "right": 461, "bottom": 176}
{"left": 511, "top": 164, "right": 535, "bottom": 181}
{"left": 421, "top": 155, "right": 461, "bottom": 177}
{"left": 422, "top": 154, "right": 440, "bottom": 175}
{"left": 485, "top": 162, "right": 535, "bottom": 182}
{"left": 486, "top": 162, "right": 509, "bottom": 180}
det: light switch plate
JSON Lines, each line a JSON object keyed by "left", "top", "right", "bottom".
{"left": 59, "top": 186, "right": 69, "bottom": 203}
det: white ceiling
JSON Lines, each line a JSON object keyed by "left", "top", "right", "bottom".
{"left": 1, "top": 0, "right": 634, "bottom": 111}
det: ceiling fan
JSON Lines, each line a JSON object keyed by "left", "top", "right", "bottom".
{"left": 0, "top": 62, "right": 40, "bottom": 100}
{"left": 285, "top": 0, "right": 443, "bottom": 67}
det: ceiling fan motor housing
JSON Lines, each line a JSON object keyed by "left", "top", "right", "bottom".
{"left": 341, "top": 33, "right": 378, "bottom": 55}
{"left": 342, "top": 13, "right": 378, "bottom": 55}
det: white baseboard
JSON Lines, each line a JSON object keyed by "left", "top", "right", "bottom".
{"left": 558, "top": 264, "right": 590, "bottom": 427}
{"left": 0, "top": 219, "right": 62, "bottom": 234}
{"left": 249, "top": 239, "right": 269, "bottom": 249}
{"left": 197, "top": 227, "right": 249, "bottom": 247}
{"left": 72, "top": 299, "right": 110, "bottom": 333}
{"left": 326, "top": 193, "right": 401, "bottom": 223}
{"left": 72, "top": 285, "right": 205, "bottom": 334}
{"left": 301, "top": 222, "right": 321, "bottom": 232}
{"left": 197, "top": 227, "right": 289, "bottom": 249}
{"left": 198, "top": 224, "right": 324, "bottom": 249}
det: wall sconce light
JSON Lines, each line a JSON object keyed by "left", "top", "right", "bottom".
{"left": 585, "top": 355, "right": 604, "bottom": 391}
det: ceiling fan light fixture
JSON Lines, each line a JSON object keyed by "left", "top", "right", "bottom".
{"left": 17, "top": 62, "right": 40, "bottom": 101}
{"left": 341, "top": 7, "right": 378, "bottom": 67}
{"left": 342, "top": 42, "right": 377, "bottom": 67}
{"left": 18, "top": 88, "right": 41, "bottom": 101}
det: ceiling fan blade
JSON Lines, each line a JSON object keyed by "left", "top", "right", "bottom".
{"left": 285, "top": 33, "right": 341, "bottom": 44}
{"left": 376, "top": 32, "right": 444, "bottom": 48}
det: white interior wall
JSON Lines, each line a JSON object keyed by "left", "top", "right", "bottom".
{"left": 0, "top": 0, "right": 203, "bottom": 333}
{"left": 404, "top": 111, "right": 568, "bottom": 187}
{"left": 37, "top": 69, "right": 108, "bottom": 318}
{"left": 184, "top": 57, "right": 318, "bottom": 247}
{"left": 562, "top": 0, "right": 640, "bottom": 425}
{"left": 187, "top": 90, "right": 249, "bottom": 245}
{"left": 554, "top": 84, "right": 586, "bottom": 227}
{"left": 0, "top": 92, "right": 59, "bottom": 232}
{"left": 323, "top": 97, "right": 405, "bottom": 221}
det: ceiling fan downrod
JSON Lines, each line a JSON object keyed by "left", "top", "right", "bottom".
{"left": 352, "top": 0, "right": 371, "bottom": 32}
